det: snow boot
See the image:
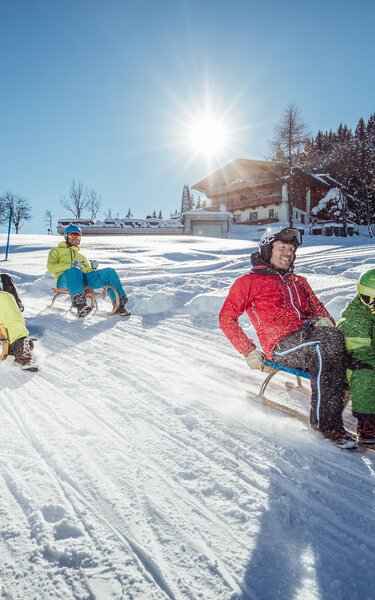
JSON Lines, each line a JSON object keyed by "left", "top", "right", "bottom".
{"left": 356, "top": 414, "right": 375, "bottom": 445}
{"left": 73, "top": 292, "right": 92, "bottom": 318}
{"left": 321, "top": 428, "right": 358, "bottom": 450}
{"left": 113, "top": 296, "right": 131, "bottom": 316}
{"left": 10, "top": 337, "right": 39, "bottom": 372}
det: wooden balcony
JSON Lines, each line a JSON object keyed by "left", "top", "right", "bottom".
{"left": 240, "top": 217, "right": 280, "bottom": 226}
{"left": 211, "top": 193, "right": 282, "bottom": 211}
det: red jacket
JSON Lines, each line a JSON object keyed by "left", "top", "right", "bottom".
{"left": 219, "top": 260, "right": 332, "bottom": 359}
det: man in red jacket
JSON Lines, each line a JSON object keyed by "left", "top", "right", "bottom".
{"left": 219, "top": 227, "right": 356, "bottom": 449}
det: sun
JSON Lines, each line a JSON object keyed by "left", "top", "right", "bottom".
{"left": 160, "top": 86, "right": 250, "bottom": 172}
{"left": 187, "top": 114, "right": 229, "bottom": 159}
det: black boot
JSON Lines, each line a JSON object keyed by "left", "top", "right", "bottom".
{"left": 356, "top": 414, "right": 375, "bottom": 445}
{"left": 113, "top": 296, "right": 131, "bottom": 316}
{"left": 9, "top": 337, "right": 38, "bottom": 372}
{"left": 73, "top": 292, "right": 92, "bottom": 318}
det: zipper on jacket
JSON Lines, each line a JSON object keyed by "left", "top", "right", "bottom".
{"left": 279, "top": 274, "right": 301, "bottom": 319}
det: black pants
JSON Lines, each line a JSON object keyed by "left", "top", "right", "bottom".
{"left": 272, "top": 326, "right": 346, "bottom": 433}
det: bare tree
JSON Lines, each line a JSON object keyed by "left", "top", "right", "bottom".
{"left": 45, "top": 209, "right": 53, "bottom": 233}
{"left": 87, "top": 189, "right": 101, "bottom": 220}
{"left": 0, "top": 191, "right": 32, "bottom": 233}
{"left": 104, "top": 208, "right": 120, "bottom": 218}
{"left": 60, "top": 180, "right": 88, "bottom": 218}
{"left": 269, "top": 104, "right": 310, "bottom": 227}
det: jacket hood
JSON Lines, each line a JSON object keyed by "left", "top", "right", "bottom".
{"left": 250, "top": 251, "right": 295, "bottom": 275}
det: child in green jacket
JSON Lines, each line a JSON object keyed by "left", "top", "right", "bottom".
{"left": 338, "top": 268, "right": 375, "bottom": 444}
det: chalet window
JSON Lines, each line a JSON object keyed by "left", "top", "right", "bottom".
{"left": 295, "top": 211, "right": 298, "bottom": 219}
{"left": 301, "top": 214, "right": 305, "bottom": 224}
{"left": 249, "top": 212, "right": 258, "bottom": 221}
{"left": 269, "top": 209, "right": 275, "bottom": 218}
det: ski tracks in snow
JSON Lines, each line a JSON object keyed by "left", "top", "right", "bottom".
{"left": 1, "top": 235, "right": 375, "bottom": 599}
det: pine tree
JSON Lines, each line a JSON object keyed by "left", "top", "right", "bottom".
{"left": 350, "top": 117, "right": 374, "bottom": 236}
{"left": 180, "top": 184, "right": 193, "bottom": 213}
{"left": 126, "top": 208, "right": 133, "bottom": 218}
{"left": 158, "top": 210, "right": 163, "bottom": 219}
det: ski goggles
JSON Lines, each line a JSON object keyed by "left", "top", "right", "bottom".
{"left": 277, "top": 228, "right": 302, "bottom": 245}
{"left": 67, "top": 232, "right": 82, "bottom": 239}
{"left": 259, "top": 228, "right": 302, "bottom": 247}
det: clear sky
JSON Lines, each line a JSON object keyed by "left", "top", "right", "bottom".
{"left": 1, "top": 0, "right": 375, "bottom": 233}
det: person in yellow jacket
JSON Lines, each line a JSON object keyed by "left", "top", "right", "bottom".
{"left": 0, "top": 282, "right": 38, "bottom": 372}
{"left": 47, "top": 224, "right": 131, "bottom": 317}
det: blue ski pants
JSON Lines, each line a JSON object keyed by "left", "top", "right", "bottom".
{"left": 57, "top": 267, "right": 127, "bottom": 302}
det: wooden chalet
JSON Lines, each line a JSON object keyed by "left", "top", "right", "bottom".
{"left": 192, "top": 159, "right": 333, "bottom": 226}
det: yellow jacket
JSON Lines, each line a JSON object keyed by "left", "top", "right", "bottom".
{"left": 0, "top": 291, "right": 29, "bottom": 346}
{"left": 47, "top": 242, "right": 94, "bottom": 281}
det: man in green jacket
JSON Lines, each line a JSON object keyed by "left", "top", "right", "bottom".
{"left": 338, "top": 268, "right": 375, "bottom": 444}
{"left": 47, "top": 224, "right": 131, "bottom": 318}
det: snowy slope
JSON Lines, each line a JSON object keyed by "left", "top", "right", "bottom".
{"left": 0, "top": 231, "right": 374, "bottom": 600}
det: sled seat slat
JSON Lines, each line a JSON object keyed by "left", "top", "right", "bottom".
{"left": 263, "top": 360, "right": 310, "bottom": 379}
{"left": 51, "top": 287, "right": 96, "bottom": 298}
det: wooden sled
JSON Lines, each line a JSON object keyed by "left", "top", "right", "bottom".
{"left": 49, "top": 286, "right": 120, "bottom": 315}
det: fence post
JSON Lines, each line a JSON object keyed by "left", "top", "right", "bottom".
{"left": 5, "top": 208, "right": 12, "bottom": 260}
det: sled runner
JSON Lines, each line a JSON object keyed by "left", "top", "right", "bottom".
{"left": 0, "top": 324, "right": 9, "bottom": 360}
{"left": 49, "top": 285, "right": 120, "bottom": 315}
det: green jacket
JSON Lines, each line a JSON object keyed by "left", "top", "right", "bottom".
{"left": 337, "top": 295, "right": 375, "bottom": 414}
{"left": 47, "top": 242, "right": 94, "bottom": 282}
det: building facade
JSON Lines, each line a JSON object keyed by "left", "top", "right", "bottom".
{"left": 192, "top": 159, "right": 334, "bottom": 226}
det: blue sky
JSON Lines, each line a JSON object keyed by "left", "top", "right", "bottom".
{"left": 1, "top": 0, "right": 375, "bottom": 233}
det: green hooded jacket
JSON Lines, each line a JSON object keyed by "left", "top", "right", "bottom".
{"left": 337, "top": 295, "right": 375, "bottom": 414}
{"left": 47, "top": 241, "right": 94, "bottom": 282}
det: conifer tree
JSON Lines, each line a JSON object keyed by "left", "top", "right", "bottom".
{"left": 350, "top": 117, "right": 374, "bottom": 236}
{"left": 180, "top": 184, "right": 193, "bottom": 213}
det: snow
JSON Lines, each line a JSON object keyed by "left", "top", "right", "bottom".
{"left": 0, "top": 230, "right": 375, "bottom": 600}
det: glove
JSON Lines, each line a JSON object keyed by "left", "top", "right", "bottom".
{"left": 71, "top": 260, "right": 83, "bottom": 269}
{"left": 90, "top": 260, "right": 99, "bottom": 270}
{"left": 313, "top": 317, "right": 334, "bottom": 328}
{"left": 245, "top": 349, "right": 275, "bottom": 373}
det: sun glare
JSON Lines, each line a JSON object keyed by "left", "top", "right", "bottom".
{"left": 187, "top": 114, "right": 228, "bottom": 158}
{"left": 161, "top": 86, "right": 250, "bottom": 174}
